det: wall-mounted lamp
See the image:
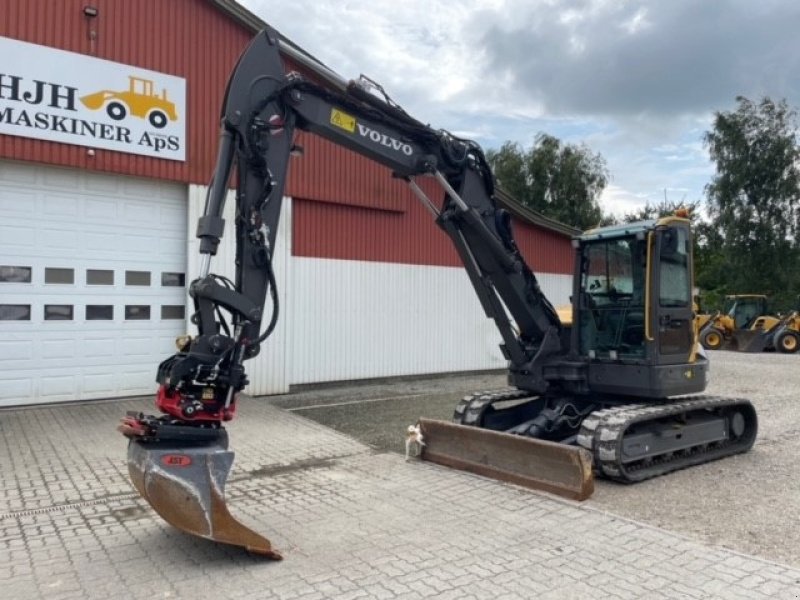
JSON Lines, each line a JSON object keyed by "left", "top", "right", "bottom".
{"left": 83, "top": 5, "right": 98, "bottom": 18}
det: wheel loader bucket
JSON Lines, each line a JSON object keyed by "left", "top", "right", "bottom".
{"left": 417, "top": 419, "right": 594, "bottom": 501}
{"left": 126, "top": 439, "right": 282, "bottom": 559}
{"left": 727, "top": 329, "right": 770, "bottom": 353}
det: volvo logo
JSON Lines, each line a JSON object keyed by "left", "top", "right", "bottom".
{"left": 356, "top": 123, "right": 413, "bottom": 156}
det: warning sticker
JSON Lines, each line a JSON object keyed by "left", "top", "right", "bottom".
{"left": 330, "top": 108, "right": 356, "bottom": 133}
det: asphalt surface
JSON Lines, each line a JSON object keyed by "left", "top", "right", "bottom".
{"left": 267, "top": 352, "right": 800, "bottom": 568}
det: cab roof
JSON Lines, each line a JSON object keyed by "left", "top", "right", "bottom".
{"left": 578, "top": 216, "right": 691, "bottom": 242}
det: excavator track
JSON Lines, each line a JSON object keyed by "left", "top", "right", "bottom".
{"left": 453, "top": 388, "right": 537, "bottom": 427}
{"left": 577, "top": 396, "right": 757, "bottom": 483}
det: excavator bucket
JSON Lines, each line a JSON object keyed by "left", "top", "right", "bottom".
{"left": 126, "top": 439, "right": 282, "bottom": 559}
{"left": 417, "top": 419, "right": 594, "bottom": 501}
{"left": 727, "top": 329, "right": 770, "bottom": 353}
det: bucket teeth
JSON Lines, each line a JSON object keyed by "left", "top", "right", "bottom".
{"left": 126, "top": 439, "right": 282, "bottom": 559}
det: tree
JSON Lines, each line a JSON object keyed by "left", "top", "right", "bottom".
{"left": 486, "top": 134, "right": 610, "bottom": 230}
{"left": 702, "top": 96, "right": 800, "bottom": 309}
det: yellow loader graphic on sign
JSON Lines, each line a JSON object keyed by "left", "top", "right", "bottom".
{"left": 80, "top": 76, "right": 178, "bottom": 128}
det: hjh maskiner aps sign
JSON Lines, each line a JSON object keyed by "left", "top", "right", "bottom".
{"left": 0, "top": 36, "right": 186, "bottom": 161}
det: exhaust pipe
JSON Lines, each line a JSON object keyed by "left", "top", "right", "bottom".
{"left": 125, "top": 435, "right": 282, "bottom": 559}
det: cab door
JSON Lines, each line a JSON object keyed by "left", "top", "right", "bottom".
{"left": 654, "top": 223, "right": 694, "bottom": 363}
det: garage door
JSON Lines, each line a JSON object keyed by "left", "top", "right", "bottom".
{"left": 0, "top": 161, "right": 187, "bottom": 406}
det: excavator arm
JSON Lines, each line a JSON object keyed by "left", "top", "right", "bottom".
{"left": 126, "top": 27, "right": 564, "bottom": 431}
{"left": 118, "top": 27, "right": 589, "bottom": 557}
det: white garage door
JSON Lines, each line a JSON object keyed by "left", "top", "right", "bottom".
{"left": 0, "top": 161, "right": 187, "bottom": 406}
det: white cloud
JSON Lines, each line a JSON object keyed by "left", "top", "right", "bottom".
{"left": 239, "top": 0, "right": 797, "bottom": 220}
{"left": 599, "top": 185, "right": 650, "bottom": 218}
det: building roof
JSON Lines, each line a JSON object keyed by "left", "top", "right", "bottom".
{"left": 494, "top": 188, "right": 581, "bottom": 237}
{"left": 208, "top": 0, "right": 579, "bottom": 239}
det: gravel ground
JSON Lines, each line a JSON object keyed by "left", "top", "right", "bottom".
{"left": 590, "top": 350, "right": 800, "bottom": 567}
{"left": 267, "top": 351, "right": 800, "bottom": 568}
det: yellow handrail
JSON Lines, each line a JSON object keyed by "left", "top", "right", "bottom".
{"left": 645, "top": 231, "right": 654, "bottom": 341}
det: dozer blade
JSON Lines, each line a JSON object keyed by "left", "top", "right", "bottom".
{"left": 417, "top": 419, "right": 594, "bottom": 501}
{"left": 126, "top": 439, "right": 282, "bottom": 559}
{"left": 727, "top": 329, "right": 769, "bottom": 352}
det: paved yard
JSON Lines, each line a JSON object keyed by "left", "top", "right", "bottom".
{"left": 2, "top": 372, "right": 800, "bottom": 599}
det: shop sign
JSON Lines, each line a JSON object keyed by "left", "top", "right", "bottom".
{"left": 0, "top": 36, "right": 186, "bottom": 161}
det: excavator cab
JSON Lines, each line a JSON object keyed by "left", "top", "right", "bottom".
{"left": 574, "top": 218, "right": 702, "bottom": 398}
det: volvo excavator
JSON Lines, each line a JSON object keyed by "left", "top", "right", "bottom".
{"left": 118, "top": 28, "right": 758, "bottom": 558}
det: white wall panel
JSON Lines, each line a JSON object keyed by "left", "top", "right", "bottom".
{"left": 189, "top": 185, "right": 573, "bottom": 393}
{"left": 187, "top": 185, "right": 291, "bottom": 395}
{"left": 288, "top": 257, "right": 573, "bottom": 385}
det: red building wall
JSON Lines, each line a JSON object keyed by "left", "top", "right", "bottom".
{"left": 0, "top": 0, "right": 574, "bottom": 273}
{"left": 292, "top": 197, "right": 573, "bottom": 274}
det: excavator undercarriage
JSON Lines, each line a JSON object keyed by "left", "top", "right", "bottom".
{"left": 118, "top": 27, "right": 758, "bottom": 557}
{"left": 446, "top": 388, "right": 757, "bottom": 485}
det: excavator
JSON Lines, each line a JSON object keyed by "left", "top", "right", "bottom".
{"left": 118, "top": 27, "right": 758, "bottom": 558}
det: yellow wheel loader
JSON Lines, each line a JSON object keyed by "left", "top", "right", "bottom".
{"left": 80, "top": 76, "right": 178, "bottom": 128}
{"left": 698, "top": 295, "right": 800, "bottom": 353}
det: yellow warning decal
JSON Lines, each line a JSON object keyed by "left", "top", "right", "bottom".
{"left": 330, "top": 108, "right": 356, "bottom": 133}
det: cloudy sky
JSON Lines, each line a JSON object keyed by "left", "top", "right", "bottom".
{"left": 240, "top": 0, "right": 800, "bottom": 217}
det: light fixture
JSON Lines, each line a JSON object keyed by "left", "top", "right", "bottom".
{"left": 83, "top": 5, "right": 98, "bottom": 18}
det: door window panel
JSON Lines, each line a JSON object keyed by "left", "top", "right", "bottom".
{"left": 161, "top": 272, "right": 185, "bottom": 287}
{"left": 86, "top": 305, "right": 114, "bottom": 320}
{"left": 0, "top": 266, "right": 32, "bottom": 283}
{"left": 658, "top": 227, "right": 692, "bottom": 355}
{"left": 125, "top": 271, "right": 151, "bottom": 286}
{"left": 125, "top": 305, "right": 150, "bottom": 320}
{"left": 579, "top": 237, "right": 646, "bottom": 358}
{"left": 659, "top": 227, "right": 690, "bottom": 307}
{"left": 0, "top": 304, "right": 31, "bottom": 320}
{"left": 45, "top": 268, "right": 74, "bottom": 284}
{"left": 161, "top": 305, "right": 185, "bottom": 320}
{"left": 45, "top": 305, "right": 74, "bottom": 320}
{"left": 87, "top": 269, "right": 114, "bottom": 285}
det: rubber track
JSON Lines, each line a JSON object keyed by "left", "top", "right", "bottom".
{"left": 452, "top": 388, "right": 533, "bottom": 426}
{"left": 576, "top": 395, "right": 757, "bottom": 483}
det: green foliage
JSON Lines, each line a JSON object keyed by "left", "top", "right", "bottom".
{"left": 486, "top": 134, "right": 610, "bottom": 230}
{"left": 699, "top": 96, "right": 800, "bottom": 310}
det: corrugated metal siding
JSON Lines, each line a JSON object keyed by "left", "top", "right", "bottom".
{"left": 292, "top": 196, "right": 574, "bottom": 274}
{"left": 187, "top": 185, "right": 291, "bottom": 395}
{"left": 288, "top": 256, "right": 572, "bottom": 385}
{"left": 514, "top": 220, "right": 575, "bottom": 274}
{"left": 0, "top": 0, "right": 252, "bottom": 184}
{"left": 286, "top": 133, "right": 409, "bottom": 212}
